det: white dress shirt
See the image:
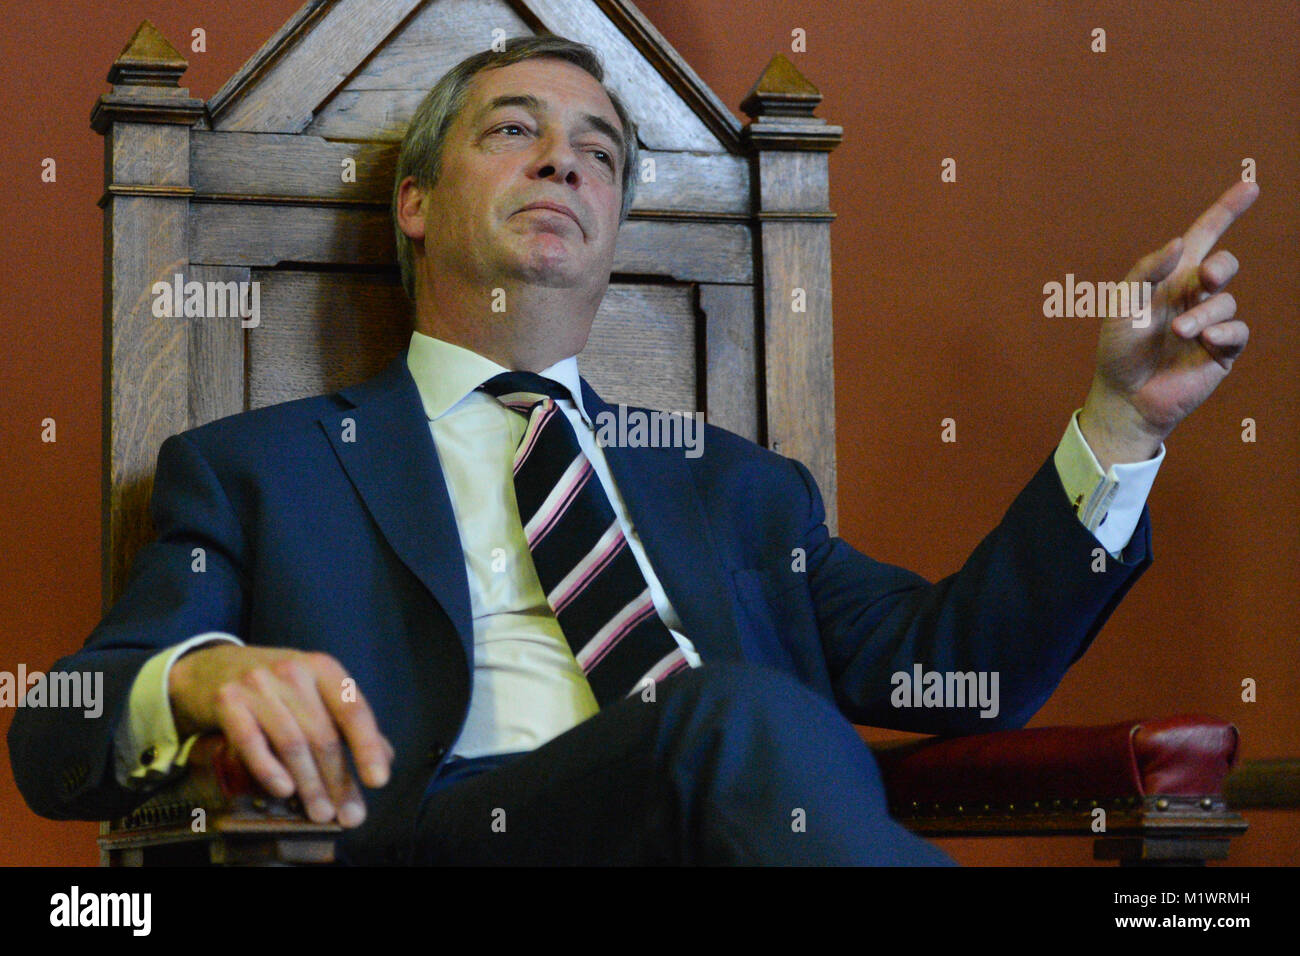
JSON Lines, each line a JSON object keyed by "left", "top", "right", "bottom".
{"left": 114, "top": 331, "right": 1163, "bottom": 785}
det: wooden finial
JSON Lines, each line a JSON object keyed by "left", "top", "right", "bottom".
{"left": 91, "top": 20, "right": 204, "bottom": 134}
{"left": 107, "top": 20, "right": 188, "bottom": 87}
{"left": 740, "top": 54, "right": 822, "bottom": 120}
{"left": 739, "top": 54, "right": 841, "bottom": 152}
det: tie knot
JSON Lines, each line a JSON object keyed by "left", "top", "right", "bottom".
{"left": 478, "top": 371, "right": 571, "bottom": 405}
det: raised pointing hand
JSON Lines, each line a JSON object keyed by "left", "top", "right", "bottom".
{"left": 1080, "top": 180, "right": 1259, "bottom": 466}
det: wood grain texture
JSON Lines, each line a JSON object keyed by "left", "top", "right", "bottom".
{"left": 213, "top": 0, "right": 424, "bottom": 133}
{"left": 207, "top": 1, "right": 331, "bottom": 123}
{"left": 592, "top": 0, "right": 740, "bottom": 151}
{"left": 189, "top": 203, "right": 397, "bottom": 267}
{"left": 757, "top": 150, "right": 836, "bottom": 214}
{"left": 758, "top": 219, "right": 836, "bottom": 532}
{"left": 246, "top": 271, "right": 413, "bottom": 408}
{"left": 700, "top": 282, "right": 759, "bottom": 443}
{"left": 303, "top": 88, "right": 429, "bottom": 143}
{"left": 191, "top": 132, "right": 397, "bottom": 203}
{"left": 103, "top": 196, "right": 191, "bottom": 607}
{"left": 107, "top": 122, "right": 192, "bottom": 190}
{"left": 631, "top": 150, "right": 749, "bottom": 215}
{"left": 581, "top": 282, "right": 697, "bottom": 413}
{"left": 360, "top": 0, "right": 532, "bottom": 63}
{"left": 612, "top": 219, "right": 752, "bottom": 283}
{"left": 187, "top": 265, "right": 249, "bottom": 428}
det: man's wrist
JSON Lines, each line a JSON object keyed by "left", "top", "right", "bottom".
{"left": 168, "top": 647, "right": 206, "bottom": 739}
{"left": 1078, "top": 388, "right": 1165, "bottom": 471}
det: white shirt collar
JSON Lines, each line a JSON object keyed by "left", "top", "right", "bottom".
{"left": 405, "top": 330, "right": 592, "bottom": 428}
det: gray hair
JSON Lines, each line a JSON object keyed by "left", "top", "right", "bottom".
{"left": 392, "top": 35, "right": 640, "bottom": 299}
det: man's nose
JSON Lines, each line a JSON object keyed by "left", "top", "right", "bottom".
{"left": 532, "top": 132, "right": 582, "bottom": 186}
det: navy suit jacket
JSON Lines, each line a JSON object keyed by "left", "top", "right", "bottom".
{"left": 9, "top": 350, "right": 1153, "bottom": 863}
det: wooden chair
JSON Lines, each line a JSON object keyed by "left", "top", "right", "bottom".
{"left": 91, "top": 0, "right": 1248, "bottom": 866}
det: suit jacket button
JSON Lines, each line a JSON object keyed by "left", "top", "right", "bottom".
{"left": 140, "top": 746, "right": 157, "bottom": 766}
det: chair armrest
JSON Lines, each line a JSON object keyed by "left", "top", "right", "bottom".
{"left": 100, "top": 734, "right": 338, "bottom": 865}
{"left": 872, "top": 715, "right": 1247, "bottom": 861}
{"left": 872, "top": 714, "right": 1241, "bottom": 809}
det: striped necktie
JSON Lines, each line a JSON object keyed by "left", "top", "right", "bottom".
{"left": 478, "top": 371, "right": 691, "bottom": 706}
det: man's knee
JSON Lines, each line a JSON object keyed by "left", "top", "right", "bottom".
{"left": 640, "top": 662, "right": 935, "bottom": 864}
{"left": 648, "top": 661, "right": 870, "bottom": 777}
{"left": 655, "top": 660, "right": 844, "bottom": 729}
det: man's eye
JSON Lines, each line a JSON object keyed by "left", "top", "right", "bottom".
{"left": 493, "top": 123, "right": 528, "bottom": 136}
{"left": 591, "top": 149, "right": 614, "bottom": 169}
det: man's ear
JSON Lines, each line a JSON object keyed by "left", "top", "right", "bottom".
{"left": 396, "top": 176, "right": 428, "bottom": 241}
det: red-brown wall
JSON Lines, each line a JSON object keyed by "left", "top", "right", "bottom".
{"left": 1, "top": 1, "right": 1295, "bottom": 865}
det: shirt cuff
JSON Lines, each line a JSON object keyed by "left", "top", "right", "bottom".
{"left": 1054, "top": 409, "right": 1165, "bottom": 559}
{"left": 112, "top": 632, "right": 245, "bottom": 789}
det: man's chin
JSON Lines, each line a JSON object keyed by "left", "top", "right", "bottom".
{"left": 507, "top": 250, "right": 592, "bottom": 287}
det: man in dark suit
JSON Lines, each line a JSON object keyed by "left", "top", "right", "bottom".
{"left": 9, "top": 35, "right": 1256, "bottom": 864}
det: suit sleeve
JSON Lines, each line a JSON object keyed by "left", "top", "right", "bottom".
{"left": 7, "top": 431, "right": 250, "bottom": 820}
{"left": 793, "top": 449, "right": 1153, "bottom": 735}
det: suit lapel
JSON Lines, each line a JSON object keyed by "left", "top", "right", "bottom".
{"left": 320, "top": 355, "right": 475, "bottom": 664}
{"left": 580, "top": 379, "right": 743, "bottom": 664}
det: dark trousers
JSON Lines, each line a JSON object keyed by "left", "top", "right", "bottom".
{"left": 411, "top": 662, "right": 953, "bottom": 865}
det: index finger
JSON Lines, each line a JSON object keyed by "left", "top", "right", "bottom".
{"left": 1181, "top": 180, "right": 1259, "bottom": 263}
{"left": 313, "top": 659, "right": 393, "bottom": 788}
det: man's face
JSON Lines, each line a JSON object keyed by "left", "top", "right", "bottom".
{"left": 411, "top": 58, "right": 626, "bottom": 294}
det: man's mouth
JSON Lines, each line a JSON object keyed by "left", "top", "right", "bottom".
{"left": 516, "top": 201, "right": 582, "bottom": 233}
